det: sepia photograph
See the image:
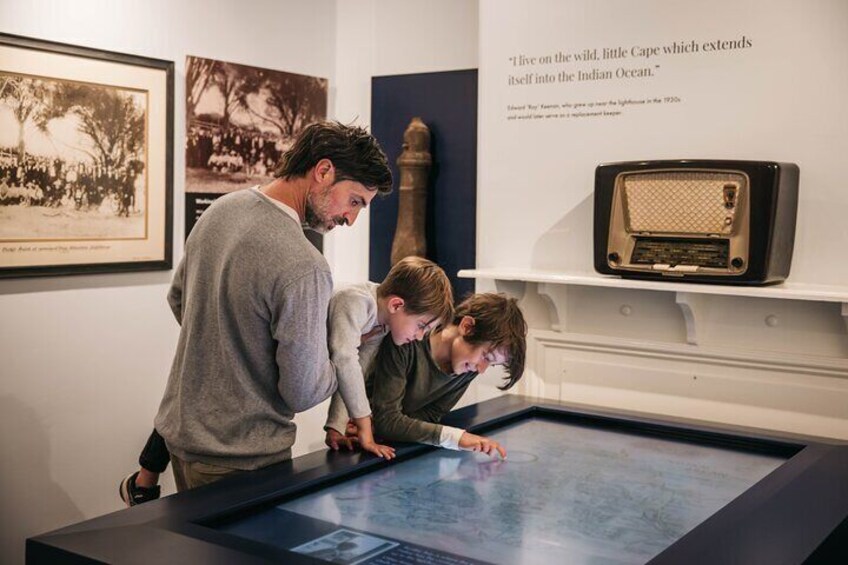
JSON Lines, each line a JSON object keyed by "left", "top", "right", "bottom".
{"left": 291, "top": 529, "right": 399, "bottom": 565}
{"left": 0, "top": 33, "right": 173, "bottom": 278}
{"left": 184, "top": 55, "right": 327, "bottom": 237}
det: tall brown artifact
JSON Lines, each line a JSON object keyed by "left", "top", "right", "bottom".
{"left": 390, "top": 117, "right": 432, "bottom": 266}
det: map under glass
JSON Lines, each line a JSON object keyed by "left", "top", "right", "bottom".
{"left": 278, "top": 417, "right": 785, "bottom": 564}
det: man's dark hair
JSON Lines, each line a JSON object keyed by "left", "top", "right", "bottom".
{"left": 275, "top": 121, "right": 392, "bottom": 194}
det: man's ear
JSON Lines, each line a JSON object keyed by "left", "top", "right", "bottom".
{"left": 458, "top": 315, "right": 476, "bottom": 337}
{"left": 387, "top": 296, "right": 405, "bottom": 313}
{"left": 313, "top": 158, "right": 335, "bottom": 184}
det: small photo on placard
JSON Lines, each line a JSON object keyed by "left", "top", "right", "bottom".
{"left": 291, "top": 528, "right": 398, "bottom": 564}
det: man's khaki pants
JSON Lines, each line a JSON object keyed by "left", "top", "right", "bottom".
{"left": 169, "top": 454, "right": 242, "bottom": 492}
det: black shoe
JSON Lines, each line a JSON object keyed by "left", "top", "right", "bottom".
{"left": 119, "top": 471, "right": 161, "bottom": 507}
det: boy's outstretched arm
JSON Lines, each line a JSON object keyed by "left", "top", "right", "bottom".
{"left": 326, "top": 292, "right": 376, "bottom": 427}
{"left": 417, "top": 398, "right": 507, "bottom": 458}
{"left": 323, "top": 289, "right": 394, "bottom": 459}
{"left": 458, "top": 432, "right": 507, "bottom": 459}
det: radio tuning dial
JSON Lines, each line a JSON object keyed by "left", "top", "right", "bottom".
{"left": 731, "top": 257, "right": 744, "bottom": 269}
{"left": 723, "top": 184, "right": 738, "bottom": 209}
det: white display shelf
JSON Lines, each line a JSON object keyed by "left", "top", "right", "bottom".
{"left": 458, "top": 268, "right": 848, "bottom": 341}
{"left": 457, "top": 268, "right": 848, "bottom": 303}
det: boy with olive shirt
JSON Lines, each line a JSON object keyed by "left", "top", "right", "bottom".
{"left": 368, "top": 293, "right": 528, "bottom": 458}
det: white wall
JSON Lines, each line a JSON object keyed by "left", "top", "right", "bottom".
{"left": 479, "top": 0, "right": 848, "bottom": 283}
{"left": 326, "top": 0, "right": 480, "bottom": 287}
{"left": 296, "top": 0, "right": 482, "bottom": 452}
{"left": 0, "top": 1, "right": 335, "bottom": 563}
{"left": 475, "top": 0, "right": 848, "bottom": 438}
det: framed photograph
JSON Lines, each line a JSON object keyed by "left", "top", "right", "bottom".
{"left": 184, "top": 55, "right": 326, "bottom": 249}
{"left": 0, "top": 33, "right": 173, "bottom": 278}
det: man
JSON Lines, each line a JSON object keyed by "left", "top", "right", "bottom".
{"left": 149, "top": 121, "right": 392, "bottom": 493}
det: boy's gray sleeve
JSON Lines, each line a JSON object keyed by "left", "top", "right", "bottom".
{"left": 371, "top": 341, "right": 443, "bottom": 446}
{"left": 167, "top": 257, "right": 185, "bottom": 324}
{"left": 271, "top": 268, "right": 337, "bottom": 412}
{"left": 326, "top": 336, "right": 383, "bottom": 433}
{"left": 326, "top": 292, "right": 373, "bottom": 422}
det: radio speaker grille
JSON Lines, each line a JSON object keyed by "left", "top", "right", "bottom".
{"left": 622, "top": 171, "right": 745, "bottom": 234}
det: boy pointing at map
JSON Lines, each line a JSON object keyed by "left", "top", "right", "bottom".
{"left": 365, "top": 293, "right": 527, "bottom": 458}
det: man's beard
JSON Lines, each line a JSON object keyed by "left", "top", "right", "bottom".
{"left": 304, "top": 185, "right": 346, "bottom": 234}
{"left": 303, "top": 205, "right": 329, "bottom": 234}
{"left": 304, "top": 186, "right": 332, "bottom": 233}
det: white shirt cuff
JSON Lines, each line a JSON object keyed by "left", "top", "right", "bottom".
{"left": 438, "top": 426, "right": 465, "bottom": 450}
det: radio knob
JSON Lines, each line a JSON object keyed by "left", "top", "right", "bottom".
{"left": 731, "top": 257, "right": 744, "bottom": 269}
{"left": 608, "top": 252, "right": 621, "bottom": 265}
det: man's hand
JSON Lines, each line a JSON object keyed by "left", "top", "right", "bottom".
{"left": 325, "top": 428, "right": 357, "bottom": 451}
{"left": 458, "top": 432, "right": 507, "bottom": 459}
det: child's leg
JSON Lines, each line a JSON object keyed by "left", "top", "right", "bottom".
{"left": 120, "top": 428, "right": 170, "bottom": 506}
{"left": 137, "top": 428, "right": 170, "bottom": 487}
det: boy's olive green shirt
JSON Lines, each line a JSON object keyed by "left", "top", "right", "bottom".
{"left": 369, "top": 332, "right": 477, "bottom": 446}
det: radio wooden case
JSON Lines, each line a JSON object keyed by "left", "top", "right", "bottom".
{"left": 593, "top": 160, "right": 799, "bottom": 285}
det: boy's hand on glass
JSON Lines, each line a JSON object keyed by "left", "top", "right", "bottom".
{"left": 325, "top": 428, "right": 356, "bottom": 451}
{"left": 459, "top": 432, "right": 507, "bottom": 459}
{"left": 352, "top": 416, "right": 395, "bottom": 460}
{"left": 359, "top": 438, "right": 396, "bottom": 460}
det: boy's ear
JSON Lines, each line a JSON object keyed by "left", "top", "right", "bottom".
{"left": 387, "top": 296, "right": 405, "bottom": 313}
{"left": 458, "top": 315, "right": 476, "bottom": 336}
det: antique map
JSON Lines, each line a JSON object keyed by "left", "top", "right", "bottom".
{"left": 281, "top": 418, "right": 784, "bottom": 564}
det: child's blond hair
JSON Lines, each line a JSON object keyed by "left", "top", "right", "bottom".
{"left": 377, "top": 256, "right": 454, "bottom": 326}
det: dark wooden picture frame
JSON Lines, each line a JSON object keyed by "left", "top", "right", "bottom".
{"left": 0, "top": 33, "right": 173, "bottom": 278}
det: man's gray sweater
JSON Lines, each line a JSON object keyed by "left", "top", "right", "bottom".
{"left": 155, "top": 188, "right": 336, "bottom": 470}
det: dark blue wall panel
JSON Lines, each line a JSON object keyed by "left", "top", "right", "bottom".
{"left": 370, "top": 69, "right": 477, "bottom": 301}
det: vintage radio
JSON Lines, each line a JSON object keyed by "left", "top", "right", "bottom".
{"left": 594, "top": 160, "right": 799, "bottom": 285}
